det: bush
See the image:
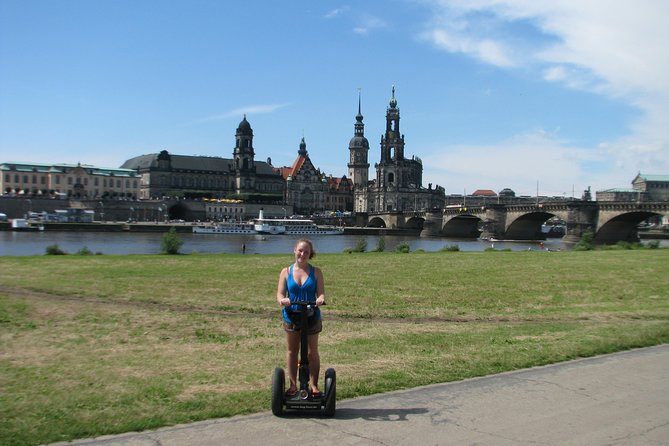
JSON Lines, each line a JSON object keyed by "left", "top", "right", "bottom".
{"left": 646, "top": 240, "right": 660, "bottom": 249}
{"left": 394, "top": 242, "right": 410, "bottom": 253}
{"left": 441, "top": 244, "right": 460, "bottom": 252}
{"left": 76, "top": 246, "right": 93, "bottom": 256}
{"left": 374, "top": 236, "right": 386, "bottom": 252}
{"left": 353, "top": 237, "right": 367, "bottom": 253}
{"left": 573, "top": 228, "right": 595, "bottom": 251}
{"left": 45, "top": 244, "right": 67, "bottom": 255}
{"left": 161, "top": 227, "right": 184, "bottom": 255}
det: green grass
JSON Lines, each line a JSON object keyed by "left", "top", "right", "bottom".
{"left": 1, "top": 249, "right": 668, "bottom": 445}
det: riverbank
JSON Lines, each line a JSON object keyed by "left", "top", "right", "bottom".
{"left": 0, "top": 221, "right": 419, "bottom": 236}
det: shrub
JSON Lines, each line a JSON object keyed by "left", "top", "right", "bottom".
{"left": 573, "top": 228, "right": 595, "bottom": 251}
{"left": 441, "top": 244, "right": 460, "bottom": 252}
{"left": 646, "top": 240, "right": 660, "bottom": 249}
{"left": 394, "top": 242, "right": 410, "bottom": 253}
{"left": 76, "top": 246, "right": 93, "bottom": 256}
{"left": 45, "top": 244, "right": 67, "bottom": 255}
{"left": 353, "top": 237, "right": 367, "bottom": 253}
{"left": 374, "top": 236, "right": 386, "bottom": 252}
{"left": 161, "top": 227, "right": 184, "bottom": 255}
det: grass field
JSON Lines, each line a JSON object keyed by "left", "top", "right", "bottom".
{"left": 1, "top": 249, "right": 668, "bottom": 445}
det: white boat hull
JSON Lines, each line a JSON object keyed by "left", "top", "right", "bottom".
{"left": 193, "top": 224, "right": 257, "bottom": 234}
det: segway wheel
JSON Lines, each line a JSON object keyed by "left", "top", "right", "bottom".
{"left": 271, "top": 367, "right": 285, "bottom": 416}
{"left": 323, "top": 367, "right": 336, "bottom": 417}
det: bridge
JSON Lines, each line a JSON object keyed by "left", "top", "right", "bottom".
{"left": 365, "top": 201, "right": 669, "bottom": 244}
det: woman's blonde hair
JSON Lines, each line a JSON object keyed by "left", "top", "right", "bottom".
{"left": 295, "top": 239, "right": 315, "bottom": 259}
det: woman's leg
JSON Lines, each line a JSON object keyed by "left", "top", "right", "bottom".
{"left": 307, "top": 333, "right": 320, "bottom": 392}
{"left": 285, "top": 330, "right": 300, "bottom": 392}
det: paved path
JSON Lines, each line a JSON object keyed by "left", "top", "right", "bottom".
{"left": 52, "top": 344, "right": 669, "bottom": 446}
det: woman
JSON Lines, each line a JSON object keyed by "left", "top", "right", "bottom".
{"left": 276, "top": 239, "right": 326, "bottom": 397}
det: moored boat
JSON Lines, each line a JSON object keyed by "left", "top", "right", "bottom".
{"left": 11, "top": 219, "right": 45, "bottom": 232}
{"left": 253, "top": 210, "right": 343, "bottom": 236}
{"left": 193, "top": 222, "right": 257, "bottom": 234}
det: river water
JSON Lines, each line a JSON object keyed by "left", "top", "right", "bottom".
{"left": 0, "top": 230, "right": 579, "bottom": 256}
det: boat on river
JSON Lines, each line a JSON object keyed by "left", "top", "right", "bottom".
{"left": 253, "top": 210, "right": 343, "bottom": 236}
{"left": 541, "top": 224, "right": 566, "bottom": 238}
{"left": 192, "top": 222, "right": 257, "bottom": 234}
{"left": 11, "top": 219, "right": 45, "bottom": 232}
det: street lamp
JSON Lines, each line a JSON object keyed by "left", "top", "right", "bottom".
{"left": 98, "top": 201, "right": 104, "bottom": 222}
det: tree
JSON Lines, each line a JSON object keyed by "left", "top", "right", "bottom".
{"left": 573, "top": 228, "right": 595, "bottom": 251}
{"left": 161, "top": 227, "right": 183, "bottom": 255}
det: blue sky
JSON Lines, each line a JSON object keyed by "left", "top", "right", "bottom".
{"left": 1, "top": 0, "right": 668, "bottom": 197}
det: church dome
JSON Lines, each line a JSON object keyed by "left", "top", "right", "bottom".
{"left": 236, "top": 115, "right": 253, "bottom": 136}
{"left": 349, "top": 135, "right": 369, "bottom": 149}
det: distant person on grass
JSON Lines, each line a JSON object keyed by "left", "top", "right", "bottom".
{"left": 276, "top": 239, "right": 326, "bottom": 397}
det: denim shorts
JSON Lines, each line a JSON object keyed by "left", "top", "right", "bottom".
{"left": 283, "top": 316, "right": 323, "bottom": 335}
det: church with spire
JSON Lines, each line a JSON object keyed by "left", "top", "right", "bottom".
{"left": 348, "top": 86, "right": 445, "bottom": 215}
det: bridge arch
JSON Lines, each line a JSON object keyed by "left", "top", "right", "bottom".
{"left": 367, "top": 216, "right": 387, "bottom": 228}
{"left": 596, "top": 210, "right": 661, "bottom": 243}
{"left": 504, "top": 211, "right": 558, "bottom": 240}
{"left": 441, "top": 214, "right": 483, "bottom": 238}
{"left": 405, "top": 216, "right": 425, "bottom": 230}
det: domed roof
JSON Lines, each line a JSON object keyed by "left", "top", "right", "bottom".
{"left": 499, "top": 188, "right": 516, "bottom": 197}
{"left": 236, "top": 114, "right": 253, "bottom": 135}
{"left": 349, "top": 135, "right": 369, "bottom": 149}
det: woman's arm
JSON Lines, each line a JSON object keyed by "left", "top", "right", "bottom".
{"left": 276, "top": 267, "right": 290, "bottom": 306}
{"left": 315, "top": 266, "right": 326, "bottom": 306}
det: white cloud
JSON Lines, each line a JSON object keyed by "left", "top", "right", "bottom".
{"left": 195, "top": 103, "right": 291, "bottom": 123}
{"left": 352, "top": 15, "right": 389, "bottom": 35}
{"left": 324, "top": 7, "right": 350, "bottom": 19}
{"left": 418, "top": 0, "right": 669, "bottom": 186}
{"left": 422, "top": 28, "right": 515, "bottom": 67}
{"left": 423, "top": 129, "right": 612, "bottom": 196}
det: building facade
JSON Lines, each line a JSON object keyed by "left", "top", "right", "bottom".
{"left": 597, "top": 173, "right": 669, "bottom": 202}
{"left": 275, "top": 138, "right": 329, "bottom": 215}
{"left": 349, "top": 87, "right": 445, "bottom": 214}
{"left": 0, "top": 161, "right": 140, "bottom": 199}
{"left": 632, "top": 173, "right": 669, "bottom": 201}
{"left": 120, "top": 116, "right": 284, "bottom": 201}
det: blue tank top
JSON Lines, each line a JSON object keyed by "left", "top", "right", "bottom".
{"left": 282, "top": 264, "right": 322, "bottom": 324}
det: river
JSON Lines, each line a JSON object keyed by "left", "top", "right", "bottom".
{"left": 0, "top": 230, "right": 580, "bottom": 256}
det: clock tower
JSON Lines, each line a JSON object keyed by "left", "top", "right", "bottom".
{"left": 347, "top": 91, "right": 370, "bottom": 212}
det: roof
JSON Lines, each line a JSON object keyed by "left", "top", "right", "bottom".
{"left": 121, "top": 153, "right": 278, "bottom": 176}
{"left": 1, "top": 161, "right": 138, "bottom": 177}
{"left": 597, "top": 188, "right": 638, "bottom": 193}
{"left": 283, "top": 156, "right": 306, "bottom": 179}
{"left": 472, "top": 189, "right": 497, "bottom": 196}
{"left": 633, "top": 173, "right": 669, "bottom": 183}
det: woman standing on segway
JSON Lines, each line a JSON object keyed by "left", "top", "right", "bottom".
{"left": 276, "top": 239, "right": 326, "bottom": 398}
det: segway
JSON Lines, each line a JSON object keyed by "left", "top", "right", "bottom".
{"left": 272, "top": 301, "right": 336, "bottom": 416}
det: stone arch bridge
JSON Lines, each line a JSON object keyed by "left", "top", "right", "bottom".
{"left": 366, "top": 201, "right": 669, "bottom": 244}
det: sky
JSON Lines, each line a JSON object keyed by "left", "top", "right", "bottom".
{"left": 1, "top": 0, "right": 668, "bottom": 198}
